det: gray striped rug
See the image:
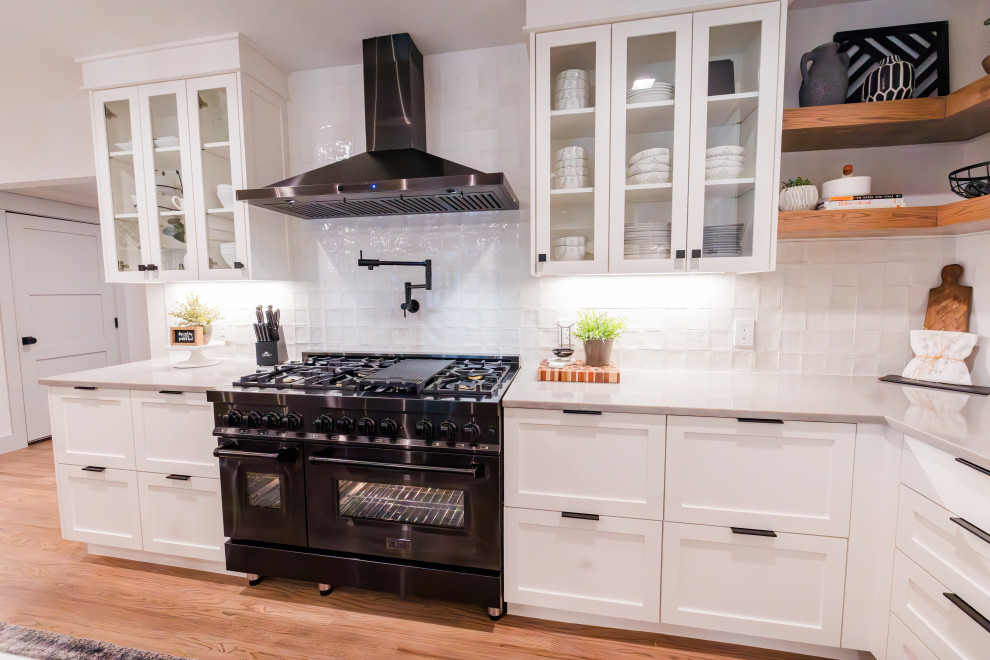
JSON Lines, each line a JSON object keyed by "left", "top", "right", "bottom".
{"left": 0, "top": 623, "right": 187, "bottom": 660}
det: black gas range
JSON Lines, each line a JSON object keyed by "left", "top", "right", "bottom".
{"left": 206, "top": 352, "right": 519, "bottom": 619}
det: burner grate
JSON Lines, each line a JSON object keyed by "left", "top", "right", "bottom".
{"left": 358, "top": 359, "right": 454, "bottom": 394}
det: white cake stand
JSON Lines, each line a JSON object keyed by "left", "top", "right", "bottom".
{"left": 169, "top": 341, "right": 226, "bottom": 368}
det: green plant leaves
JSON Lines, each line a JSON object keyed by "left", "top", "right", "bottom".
{"left": 572, "top": 309, "right": 627, "bottom": 341}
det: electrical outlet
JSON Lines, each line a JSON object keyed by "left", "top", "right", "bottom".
{"left": 734, "top": 318, "right": 755, "bottom": 347}
{"left": 216, "top": 324, "right": 230, "bottom": 341}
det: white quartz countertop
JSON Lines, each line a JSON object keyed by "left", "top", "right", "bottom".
{"left": 39, "top": 358, "right": 258, "bottom": 393}
{"left": 503, "top": 369, "right": 990, "bottom": 467}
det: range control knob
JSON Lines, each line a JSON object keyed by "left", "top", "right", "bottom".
{"left": 335, "top": 416, "right": 354, "bottom": 434}
{"left": 260, "top": 412, "right": 282, "bottom": 429}
{"left": 438, "top": 421, "right": 457, "bottom": 441}
{"left": 379, "top": 418, "right": 398, "bottom": 438}
{"left": 461, "top": 422, "right": 482, "bottom": 444}
{"left": 244, "top": 411, "right": 261, "bottom": 428}
{"left": 284, "top": 412, "right": 303, "bottom": 431}
{"left": 356, "top": 417, "right": 376, "bottom": 436}
{"left": 414, "top": 420, "right": 433, "bottom": 439}
{"left": 313, "top": 415, "right": 333, "bottom": 433}
{"left": 223, "top": 410, "right": 243, "bottom": 427}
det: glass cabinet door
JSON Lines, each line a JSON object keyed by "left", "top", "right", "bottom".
{"left": 186, "top": 74, "right": 246, "bottom": 280}
{"left": 686, "top": 3, "right": 780, "bottom": 273}
{"left": 92, "top": 87, "right": 152, "bottom": 281}
{"left": 137, "top": 80, "right": 199, "bottom": 280}
{"left": 534, "top": 25, "right": 611, "bottom": 275}
{"left": 609, "top": 14, "right": 693, "bottom": 274}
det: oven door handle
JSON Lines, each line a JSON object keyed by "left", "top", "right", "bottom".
{"left": 213, "top": 442, "right": 298, "bottom": 462}
{"left": 308, "top": 455, "right": 482, "bottom": 477}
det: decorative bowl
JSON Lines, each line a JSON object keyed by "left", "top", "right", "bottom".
{"left": 553, "top": 98, "right": 589, "bottom": 110}
{"left": 705, "top": 166, "right": 744, "bottom": 180}
{"left": 626, "top": 162, "right": 672, "bottom": 176}
{"left": 628, "top": 147, "right": 670, "bottom": 164}
{"left": 554, "top": 146, "right": 588, "bottom": 161}
{"left": 552, "top": 245, "right": 586, "bottom": 261}
{"left": 705, "top": 145, "right": 746, "bottom": 157}
{"left": 553, "top": 236, "right": 586, "bottom": 246}
{"left": 626, "top": 171, "right": 672, "bottom": 185}
{"left": 554, "top": 78, "right": 589, "bottom": 91}
{"left": 553, "top": 166, "right": 589, "bottom": 177}
{"left": 948, "top": 161, "right": 990, "bottom": 199}
{"left": 552, "top": 175, "right": 590, "bottom": 189}
{"left": 705, "top": 156, "right": 746, "bottom": 168}
{"left": 556, "top": 69, "right": 589, "bottom": 80}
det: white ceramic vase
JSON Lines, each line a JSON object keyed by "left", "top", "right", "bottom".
{"left": 778, "top": 185, "right": 820, "bottom": 211}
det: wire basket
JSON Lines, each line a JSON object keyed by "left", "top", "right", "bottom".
{"left": 949, "top": 161, "right": 990, "bottom": 199}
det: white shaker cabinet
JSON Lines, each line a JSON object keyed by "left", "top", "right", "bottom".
{"left": 131, "top": 390, "right": 217, "bottom": 478}
{"left": 137, "top": 472, "right": 224, "bottom": 562}
{"left": 57, "top": 464, "right": 143, "bottom": 550}
{"left": 50, "top": 386, "right": 134, "bottom": 470}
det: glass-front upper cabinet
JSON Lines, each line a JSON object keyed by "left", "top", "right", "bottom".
{"left": 534, "top": 25, "right": 611, "bottom": 275}
{"left": 686, "top": 3, "right": 781, "bottom": 273}
{"left": 608, "top": 14, "right": 692, "bottom": 274}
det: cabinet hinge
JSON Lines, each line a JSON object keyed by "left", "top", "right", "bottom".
{"left": 114, "top": 317, "right": 119, "bottom": 328}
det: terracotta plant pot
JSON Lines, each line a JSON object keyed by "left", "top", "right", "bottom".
{"left": 583, "top": 339, "right": 614, "bottom": 367}
{"left": 779, "top": 185, "right": 819, "bottom": 212}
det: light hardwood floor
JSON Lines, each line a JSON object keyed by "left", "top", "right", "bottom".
{"left": 0, "top": 443, "right": 826, "bottom": 660}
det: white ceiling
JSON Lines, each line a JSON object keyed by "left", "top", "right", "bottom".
{"left": 0, "top": 0, "right": 527, "bottom": 73}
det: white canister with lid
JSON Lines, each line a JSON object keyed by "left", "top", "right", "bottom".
{"left": 821, "top": 164, "right": 871, "bottom": 199}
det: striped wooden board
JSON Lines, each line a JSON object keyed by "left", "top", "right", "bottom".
{"left": 537, "top": 359, "right": 620, "bottom": 383}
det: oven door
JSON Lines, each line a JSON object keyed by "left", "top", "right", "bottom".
{"left": 305, "top": 444, "right": 501, "bottom": 571}
{"left": 214, "top": 437, "right": 307, "bottom": 547}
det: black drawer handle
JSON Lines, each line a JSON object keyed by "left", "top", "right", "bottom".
{"left": 159, "top": 390, "right": 184, "bottom": 395}
{"left": 562, "top": 410, "right": 603, "bottom": 415}
{"left": 736, "top": 418, "right": 784, "bottom": 424}
{"left": 731, "top": 527, "right": 777, "bottom": 537}
{"left": 21, "top": 336, "right": 37, "bottom": 345}
{"left": 561, "top": 511, "right": 600, "bottom": 521}
{"left": 956, "top": 457, "right": 990, "bottom": 478}
{"left": 73, "top": 386, "right": 97, "bottom": 390}
{"left": 166, "top": 474, "right": 191, "bottom": 481}
{"left": 951, "top": 517, "right": 990, "bottom": 545}
{"left": 944, "top": 593, "right": 990, "bottom": 634}
{"left": 81, "top": 466, "right": 106, "bottom": 472}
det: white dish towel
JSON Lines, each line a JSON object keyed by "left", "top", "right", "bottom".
{"left": 902, "top": 329, "right": 977, "bottom": 385}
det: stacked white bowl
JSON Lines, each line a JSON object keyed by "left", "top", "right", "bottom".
{"left": 552, "top": 145, "right": 590, "bottom": 189}
{"left": 626, "top": 147, "right": 671, "bottom": 185}
{"left": 705, "top": 146, "right": 746, "bottom": 180}
{"left": 626, "top": 81, "right": 673, "bottom": 104}
{"left": 554, "top": 69, "right": 589, "bottom": 110}
{"left": 553, "top": 235, "right": 586, "bottom": 261}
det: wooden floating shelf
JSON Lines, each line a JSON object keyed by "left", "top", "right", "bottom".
{"left": 782, "top": 74, "right": 990, "bottom": 152}
{"left": 778, "top": 195, "right": 990, "bottom": 239}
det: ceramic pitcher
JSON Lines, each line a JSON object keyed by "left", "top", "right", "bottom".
{"left": 799, "top": 42, "right": 850, "bottom": 107}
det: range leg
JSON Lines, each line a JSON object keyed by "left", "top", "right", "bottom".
{"left": 247, "top": 573, "right": 263, "bottom": 586}
{"left": 319, "top": 583, "right": 333, "bottom": 597}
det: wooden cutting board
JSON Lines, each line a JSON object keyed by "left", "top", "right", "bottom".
{"left": 538, "top": 359, "right": 620, "bottom": 383}
{"left": 924, "top": 264, "right": 972, "bottom": 332}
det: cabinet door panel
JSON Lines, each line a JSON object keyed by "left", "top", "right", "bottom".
{"left": 901, "top": 436, "right": 990, "bottom": 535}
{"left": 887, "top": 613, "right": 939, "bottom": 660}
{"left": 57, "top": 464, "right": 142, "bottom": 549}
{"left": 132, "top": 390, "right": 217, "bottom": 477}
{"left": 51, "top": 387, "right": 134, "bottom": 469}
{"left": 137, "top": 472, "right": 224, "bottom": 561}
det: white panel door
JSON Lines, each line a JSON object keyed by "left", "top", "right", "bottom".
{"left": 131, "top": 390, "right": 218, "bottom": 477}
{"left": 505, "top": 409, "right": 665, "bottom": 519}
{"left": 665, "top": 416, "right": 856, "bottom": 536}
{"left": 50, "top": 386, "right": 134, "bottom": 469}
{"left": 660, "top": 521, "right": 847, "bottom": 646}
{"left": 887, "top": 614, "right": 939, "bottom": 660}
{"left": 57, "top": 464, "right": 142, "bottom": 550}
{"left": 504, "top": 507, "right": 661, "bottom": 621}
{"left": 137, "top": 472, "right": 224, "bottom": 561}
{"left": 7, "top": 214, "right": 119, "bottom": 440}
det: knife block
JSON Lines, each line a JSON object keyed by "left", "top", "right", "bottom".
{"left": 256, "top": 336, "right": 287, "bottom": 366}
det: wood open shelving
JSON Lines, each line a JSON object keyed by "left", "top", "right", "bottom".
{"left": 781, "top": 74, "right": 990, "bottom": 152}
{"left": 778, "top": 195, "right": 990, "bottom": 240}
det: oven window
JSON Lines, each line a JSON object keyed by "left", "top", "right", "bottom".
{"left": 246, "top": 471, "right": 282, "bottom": 510}
{"left": 337, "top": 480, "right": 465, "bottom": 528}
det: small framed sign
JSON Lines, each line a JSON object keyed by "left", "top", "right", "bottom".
{"left": 170, "top": 326, "right": 204, "bottom": 346}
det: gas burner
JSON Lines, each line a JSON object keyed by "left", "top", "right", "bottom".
{"left": 452, "top": 368, "right": 495, "bottom": 380}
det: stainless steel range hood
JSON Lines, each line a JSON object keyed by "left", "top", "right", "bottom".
{"left": 237, "top": 33, "right": 518, "bottom": 219}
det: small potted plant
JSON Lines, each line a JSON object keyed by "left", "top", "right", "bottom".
{"left": 573, "top": 309, "right": 626, "bottom": 367}
{"left": 169, "top": 293, "right": 222, "bottom": 343}
{"left": 779, "top": 176, "right": 819, "bottom": 212}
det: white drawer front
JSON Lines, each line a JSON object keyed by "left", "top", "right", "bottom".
{"left": 897, "top": 485, "right": 990, "bottom": 619}
{"left": 902, "top": 436, "right": 990, "bottom": 534}
{"left": 665, "top": 416, "right": 855, "bottom": 536}
{"left": 660, "top": 521, "right": 847, "bottom": 646}
{"left": 51, "top": 387, "right": 134, "bottom": 469}
{"left": 57, "top": 464, "right": 142, "bottom": 549}
{"left": 887, "top": 613, "right": 939, "bottom": 660}
{"left": 132, "top": 390, "right": 217, "bottom": 478}
{"left": 505, "top": 409, "right": 665, "bottom": 519}
{"left": 891, "top": 550, "right": 990, "bottom": 660}
{"left": 504, "top": 507, "right": 661, "bottom": 622}
{"left": 137, "top": 472, "right": 224, "bottom": 562}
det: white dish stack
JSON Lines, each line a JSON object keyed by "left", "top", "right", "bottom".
{"left": 552, "top": 145, "right": 590, "bottom": 189}
{"left": 626, "top": 81, "right": 673, "bottom": 104}
{"left": 624, "top": 223, "right": 671, "bottom": 259}
{"left": 554, "top": 69, "right": 589, "bottom": 110}
{"left": 553, "top": 235, "right": 586, "bottom": 261}
{"left": 626, "top": 148, "right": 671, "bottom": 185}
{"left": 705, "top": 146, "right": 746, "bottom": 180}
{"left": 703, "top": 223, "right": 743, "bottom": 256}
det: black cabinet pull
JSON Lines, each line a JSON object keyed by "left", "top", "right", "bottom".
{"left": 737, "top": 417, "right": 784, "bottom": 424}
{"left": 81, "top": 466, "right": 105, "bottom": 472}
{"left": 537, "top": 253, "right": 547, "bottom": 263}
{"left": 138, "top": 264, "right": 147, "bottom": 272}
{"left": 731, "top": 527, "right": 777, "bottom": 537}
{"left": 233, "top": 261, "right": 245, "bottom": 269}
{"left": 73, "top": 386, "right": 97, "bottom": 390}
{"left": 956, "top": 457, "right": 990, "bottom": 478}
{"left": 21, "top": 336, "right": 37, "bottom": 346}
{"left": 166, "top": 474, "right": 191, "bottom": 481}
{"left": 944, "top": 593, "right": 990, "bottom": 634}
{"left": 691, "top": 248, "right": 702, "bottom": 259}
{"left": 675, "top": 249, "right": 686, "bottom": 259}
{"left": 158, "top": 390, "right": 184, "bottom": 395}
{"left": 561, "top": 511, "right": 599, "bottom": 521}
{"left": 145, "top": 264, "right": 158, "bottom": 271}
{"left": 562, "top": 409, "right": 603, "bottom": 415}
{"left": 951, "top": 517, "right": 990, "bottom": 545}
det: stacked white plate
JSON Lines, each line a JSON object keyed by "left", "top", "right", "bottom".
{"left": 552, "top": 145, "right": 590, "bottom": 189}
{"left": 624, "top": 222, "right": 671, "bottom": 259}
{"left": 626, "top": 81, "right": 674, "bottom": 104}
{"left": 626, "top": 147, "right": 671, "bottom": 185}
{"left": 554, "top": 69, "right": 590, "bottom": 110}
{"left": 705, "top": 146, "right": 746, "bottom": 180}
{"left": 702, "top": 223, "right": 743, "bottom": 256}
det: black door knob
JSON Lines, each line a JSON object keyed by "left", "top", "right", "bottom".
{"left": 283, "top": 412, "right": 303, "bottom": 431}
{"left": 356, "top": 417, "right": 376, "bottom": 436}
{"left": 313, "top": 415, "right": 333, "bottom": 433}
{"left": 21, "top": 336, "right": 37, "bottom": 346}
{"left": 244, "top": 411, "right": 261, "bottom": 428}
{"left": 461, "top": 423, "right": 481, "bottom": 444}
{"left": 379, "top": 418, "right": 398, "bottom": 438}
{"left": 438, "top": 421, "right": 457, "bottom": 440}
{"left": 260, "top": 412, "right": 282, "bottom": 429}
{"left": 223, "top": 410, "right": 243, "bottom": 426}
{"left": 335, "top": 416, "right": 354, "bottom": 434}
{"left": 414, "top": 420, "right": 433, "bottom": 439}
